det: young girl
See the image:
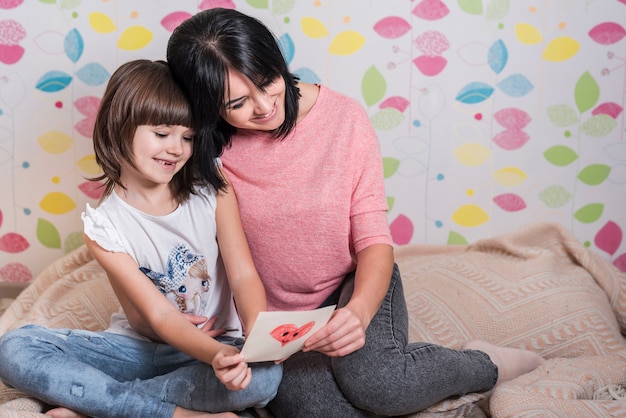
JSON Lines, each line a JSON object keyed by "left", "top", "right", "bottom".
{"left": 0, "top": 59, "right": 281, "bottom": 418}
{"left": 164, "top": 9, "right": 545, "bottom": 417}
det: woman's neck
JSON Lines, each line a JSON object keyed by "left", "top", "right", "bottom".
{"left": 296, "top": 82, "right": 320, "bottom": 122}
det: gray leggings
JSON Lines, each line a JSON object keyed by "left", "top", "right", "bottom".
{"left": 268, "top": 264, "right": 497, "bottom": 417}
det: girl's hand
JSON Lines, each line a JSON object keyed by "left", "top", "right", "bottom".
{"left": 302, "top": 307, "right": 366, "bottom": 357}
{"left": 183, "top": 314, "right": 229, "bottom": 338}
{"left": 212, "top": 346, "right": 252, "bottom": 390}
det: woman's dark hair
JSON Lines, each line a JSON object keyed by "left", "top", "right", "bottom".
{"left": 166, "top": 8, "right": 301, "bottom": 188}
{"left": 91, "top": 59, "right": 210, "bottom": 201}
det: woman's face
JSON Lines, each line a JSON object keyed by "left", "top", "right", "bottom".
{"left": 222, "top": 68, "right": 286, "bottom": 132}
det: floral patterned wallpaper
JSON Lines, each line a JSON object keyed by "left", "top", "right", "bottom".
{"left": 1, "top": 0, "right": 625, "bottom": 283}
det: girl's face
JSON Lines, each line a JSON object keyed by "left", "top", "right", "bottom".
{"left": 222, "top": 69, "right": 286, "bottom": 132}
{"left": 123, "top": 124, "right": 194, "bottom": 186}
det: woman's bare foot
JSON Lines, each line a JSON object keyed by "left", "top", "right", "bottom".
{"left": 173, "top": 406, "right": 238, "bottom": 418}
{"left": 462, "top": 339, "right": 545, "bottom": 385}
{"left": 45, "top": 407, "right": 87, "bottom": 418}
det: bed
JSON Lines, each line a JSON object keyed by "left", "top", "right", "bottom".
{"left": 1, "top": 221, "right": 625, "bottom": 417}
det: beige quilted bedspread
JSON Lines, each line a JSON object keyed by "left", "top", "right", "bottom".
{"left": 1, "top": 222, "right": 625, "bottom": 417}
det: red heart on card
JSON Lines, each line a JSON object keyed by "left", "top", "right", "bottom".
{"left": 270, "top": 321, "right": 315, "bottom": 347}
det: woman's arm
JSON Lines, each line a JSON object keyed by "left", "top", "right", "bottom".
{"left": 215, "top": 180, "right": 267, "bottom": 334}
{"left": 303, "top": 243, "right": 394, "bottom": 357}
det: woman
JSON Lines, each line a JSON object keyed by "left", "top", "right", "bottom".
{"left": 165, "top": 8, "right": 544, "bottom": 417}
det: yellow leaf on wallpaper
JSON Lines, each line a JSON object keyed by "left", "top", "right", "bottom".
{"left": 301, "top": 17, "right": 329, "bottom": 39}
{"left": 40, "top": 192, "right": 77, "bottom": 215}
{"left": 493, "top": 166, "right": 527, "bottom": 187}
{"left": 328, "top": 31, "right": 365, "bottom": 55}
{"left": 77, "top": 155, "right": 102, "bottom": 175}
{"left": 451, "top": 204, "right": 490, "bottom": 227}
{"left": 542, "top": 37, "right": 580, "bottom": 62}
{"left": 89, "top": 12, "right": 117, "bottom": 34}
{"left": 117, "top": 26, "right": 153, "bottom": 51}
{"left": 453, "top": 143, "right": 491, "bottom": 166}
{"left": 37, "top": 131, "right": 73, "bottom": 154}
{"left": 515, "top": 23, "right": 543, "bottom": 45}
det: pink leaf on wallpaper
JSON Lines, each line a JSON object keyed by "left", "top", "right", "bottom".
{"left": 414, "top": 30, "right": 449, "bottom": 55}
{"left": 0, "top": 209, "right": 3, "bottom": 227}
{"left": 79, "top": 181, "right": 105, "bottom": 200}
{"left": 592, "top": 102, "right": 623, "bottom": 119}
{"left": 614, "top": 253, "right": 626, "bottom": 273}
{"left": 493, "top": 193, "right": 527, "bottom": 212}
{"left": 379, "top": 96, "right": 410, "bottom": 112}
{"left": 0, "top": 43, "right": 24, "bottom": 64}
{"left": 413, "top": 55, "right": 447, "bottom": 76}
{"left": 588, "top": 22, "right": 626, "bottom": 45}
{"left": 0, "top": 232, "right": 29, "bottom": 253}
{"left": 492, "top": 129, "right": 530, "bottom": 150}
{"left": 74, "top": 118, "right": 95, "bottom": 138}
{"left": 0, "top": 262, "right": 32, "bottom": 283}
{"left": 373, "top": 17, "right": 411, "bottom": 39}
{"left": 0, "top": 19, "right": 26, "bottom": 44}
{"left": 161, "top": 11, "right": 192, "bottom": 32}
{"left": 74, "top": 96, "right": 101, "bottom": 118}
{"left": 412, "top": 0, "right": 449, "bottom": 21}
{"left": 594, "top": 220, "right": 622, "bottom": 256}
{"left": 199, "top": 0, "right": 236, "bottom": 10}
{"left": 0, "top": 0, "right": 24, "bottom": 9}
{"left": 390, "top": 214, "right": 413, "bottom": 245}
{"left": 493, "top": 108, "right": 531, "bottom": 130}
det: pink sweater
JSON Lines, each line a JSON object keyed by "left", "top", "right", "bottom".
{"left": 221, "top": 85, "right": 392, "bottom": 311}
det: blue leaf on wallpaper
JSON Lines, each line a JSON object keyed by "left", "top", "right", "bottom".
{"left": 488, "top": 39, "right": 507, "bottom": 74}
{"left": 455, "top": 82, "right": 494, "bottom": 104}
{"left": 293, "top": 67, "right": 321, "bottom": 84}
{"left": 75, "top": 63, "right": 110, "bottom": 86}
{"left": 496, "top": 74, "right": 533, "bottom": 97}
{"left": 279, "top": 33, "right": 295, "bottom": 65}
{"left": 64, "top": 28, "right": 84, "bottom": 63}
{"left": 35, "top": 71, "right": 72, "bottom": 92}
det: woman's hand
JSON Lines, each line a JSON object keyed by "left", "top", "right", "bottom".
{"left": 212, "top": 346, "right": 252, "bottom": 390}
{"left": 302, "top": 306, "right": 366, "bottom": 357}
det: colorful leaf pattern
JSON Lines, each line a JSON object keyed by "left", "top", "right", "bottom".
{"left": 1, "top": 1, "right": 625, "bottom": 282}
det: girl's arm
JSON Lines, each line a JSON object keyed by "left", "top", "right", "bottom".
{"left": 215, "top": 180, "right": 267, "bottom": 334}
{"left": 83, "top": 234, "right": 251, "bottom": 389}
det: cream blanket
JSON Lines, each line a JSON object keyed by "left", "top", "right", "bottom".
{"left": 1, "top": 222, "right": 625, "bottom": 417}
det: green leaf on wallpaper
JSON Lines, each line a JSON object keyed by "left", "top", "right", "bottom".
{"left": 543, "top": 145, "right": 578, "bottom": 166}
{"left": 580, "top": 114, "right": 617, "bottom": 137}
{"left": 37, "top": 218, "right": 62, "bottom": 249}
{"left": 64, "top": 231, "right": 85, "bottom": 254}
{"left": 546, "top": 104, "right": 578, "bottom": 127}
{"left": 383, "top": 157, "right": 400, "bottom": 178}
{"left": 538, "top": 185, "right": 572, "bottom": 208}
{"left": 485, "top": 0, "right": 510, "bottom": 21}
{"left": 370, "top": 108, "right": 404, "bottom": 131}
{"left": 272, "top": 0, "right": 296, "bottom": 14}
{"left": 246, "top": 0, "right": 269, "bottom": 9}
{"left": 458, "top": 0, "right": 483, "bottom": 15}
{"left": 447, "top": 230, "right": 469, "bottom": 245}
{"left": 38, "top": 0, "right": 57, "bottom": 4}
{"left": 387, "top": 196, "right": 395, "bottom": 212}
{"left": 574, "top": 71, "right": 599, "bottom": 114}
{"left": 578, "top": 164, "right": 611, "bottom": 185}
{"left": 362, "top": 65, "right": 386, "bottom": 106}
{"left": 574, "top": 203, "right": 604, "bottom": 224}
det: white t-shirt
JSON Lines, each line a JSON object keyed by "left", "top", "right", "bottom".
{"left": 82, "top": 186, "right": 241, "bottom": 340}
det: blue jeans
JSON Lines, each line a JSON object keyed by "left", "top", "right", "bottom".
{"left": 268, "top": 264, "right": 498, "bottom": 417}
{"left": 0, "top": 325, "right": 282, "bottom": 417}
